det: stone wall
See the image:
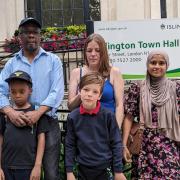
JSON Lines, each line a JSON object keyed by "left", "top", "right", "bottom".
{"left": 0, "top": 0, "right": 24, "bottom": 41}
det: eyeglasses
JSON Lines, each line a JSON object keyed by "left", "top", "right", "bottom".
{"left": 19, "top": 30, "right": 40, "bottom": 36}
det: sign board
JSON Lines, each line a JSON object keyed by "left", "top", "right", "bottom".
{"left": 94, "top": 19, "right": 180, "bottom": 79}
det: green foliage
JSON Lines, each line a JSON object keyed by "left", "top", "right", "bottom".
{"left": 60, "top": 143, "right": 66, "bottom": 180}
{"left": 4, "top": 25, "right": 86, "bottom": 53}
{"left": 64, "top": 25, "right": 86, "bottom": 35}
{"left": 40, "top": 25, "right": 86, "bottom": 39}
{"left": 123, "top": 163, "right": 132, "bottom": 180}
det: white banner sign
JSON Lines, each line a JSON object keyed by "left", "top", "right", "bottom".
{"left": 94, "top": 19, "right": 180, "bottom": 79}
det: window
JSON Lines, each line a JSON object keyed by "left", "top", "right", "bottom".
{"left": 24, "top": 0, "right": 101, "bottom": 27}
{"left": 24, "top": 0, "right": 36, "bottom": 18}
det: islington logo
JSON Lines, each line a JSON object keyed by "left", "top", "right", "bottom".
{"left": 161, "top": 23, "right": 180, "bottom": 30}
{"left": 160, "top": 24, "right": 166, "bottom": 30}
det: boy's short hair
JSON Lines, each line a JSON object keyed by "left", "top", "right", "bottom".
{"left": 5, "top": 70, "right": 32, "bottom": 88}
{"left": 79, "top": 73, "right": 104, "bottom": 93}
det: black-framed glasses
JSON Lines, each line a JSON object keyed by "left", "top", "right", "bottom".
{"left": 19, "top": 30, "right": 41, "bottom": 36}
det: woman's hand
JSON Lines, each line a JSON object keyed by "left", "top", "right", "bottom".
{"left": 0, "top": 168, "right": 5, "bottom": 180}
{"left": 114, "top": 172, "right": 127, "bottom": 180}
{"left": 30, "top": 165, "right": 41, "bottom": 180}
{"left": 67, "top": 172, "right": 76, "bottom": 180}
{"left": 123, "top": 147, "right": 132, "bottom": 163}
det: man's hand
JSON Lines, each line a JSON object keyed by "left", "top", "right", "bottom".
{"left": 25, "top": 110, "right": 41, "bottom": 126}
{"left": 30, "top": 165, "right": 41, "bottom": 180}
{"left": 67, "top": 172, "right": 76, "bottom": 180}
{"left": 0, "top": 168, "right": 5, "bottom": 180}
{"left": 114, "top": 172, "right": 127, "bottom": 180}
{"left": 4, "top": 107, "right": 27, "bottom": 127}
{"left": 123, "top": 147, "right": 132, "bottom": 163}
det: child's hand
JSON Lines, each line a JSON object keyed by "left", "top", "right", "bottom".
{"left": 114, "top": 172, "right": 127, "bottom": 180}
{"left": 30, "top": 165, "right": 41, "bottom": 180}
{"left": 67, "top": 172, "right": 76, "bottom": 180}
{"left": 0, "top": 168, "right": 5, "bottom": 180}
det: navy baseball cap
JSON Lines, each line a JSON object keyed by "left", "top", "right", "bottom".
{"left": 5, "top": 71, "right": 32, "bottom": 85}
{"left": 19, "top": 17, "right": 41, "bottom": 29}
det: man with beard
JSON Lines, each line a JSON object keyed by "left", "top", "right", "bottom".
{"left": 0, "top": 17, "right": 64, "bottom": 180}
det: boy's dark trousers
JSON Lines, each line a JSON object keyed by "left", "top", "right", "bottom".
{"left": 78, "top": 164, "right": 109, "bottom": 180}
{"left": 3, "top": 168, "right": 32, "bottom": 180}
{"left": 43, "top": 118, "right": 61, "bottom": 180}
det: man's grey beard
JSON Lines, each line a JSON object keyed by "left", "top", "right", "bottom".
{"left": 27, "top": 45, "right": 38, "bottom": 52}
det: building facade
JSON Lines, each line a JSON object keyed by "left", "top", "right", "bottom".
{"left": 1, "top": 0, "right": 180, "bottom": 41}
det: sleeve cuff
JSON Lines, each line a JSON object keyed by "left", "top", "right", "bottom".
{"left": 113, "top": 166, "right": 123, "bottom": 173}
{"left": 66, "top": 166, "right": 74, "bottom": 172}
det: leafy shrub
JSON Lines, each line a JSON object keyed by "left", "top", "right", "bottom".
{"left": 4, "top": 25, "right": 86, "bottom": 53}
{"left": 4, "top": 37, "right": 20, "bottom": 53}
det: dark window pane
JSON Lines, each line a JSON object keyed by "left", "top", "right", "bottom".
{"left": 52, "top": 0, "right": 63, "bottom": 9}
{"left": 42, "top": 0, "right": 52, "bottom": 10}
{"left": 63, "top": 0, "right": 71, "bottom": 9}
{"left": 73, "top": 9, "right": 84, "bottom": 24}
{"left": 25, "top": 0, "right": 100, "bottom": 27}
{"left": 26, "top": 11, "right": 36, "bottom": 18}
{"left": 74, "top": 0, "right": 83, "bottom": 8}
{"left": 42, "top": 11, "right": 52, "bottom": 27}
{"left": 63, "top": 9, "right": 73, "bottom": 26}
{"left": 26, "top": 0, "right": 36, "bottom": 10}
{"left": 52, "top": 10, "right": 63, "bottom": 27}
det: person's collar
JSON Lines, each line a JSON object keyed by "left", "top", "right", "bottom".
{"left": 80, "top": 101, "right": 101, "bottom": 115}
{"left": 16, "top": 47, "right": 48, "bottom": 59}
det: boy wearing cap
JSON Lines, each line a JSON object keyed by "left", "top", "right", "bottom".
{"left": 0, "top": 70, "right": 50, "bottom": 180}
{"left": 0, "top": 17, "right": 64, "bottom": 179}
{"left": 65, "top": 73, "right": 126, "bottom": 180}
